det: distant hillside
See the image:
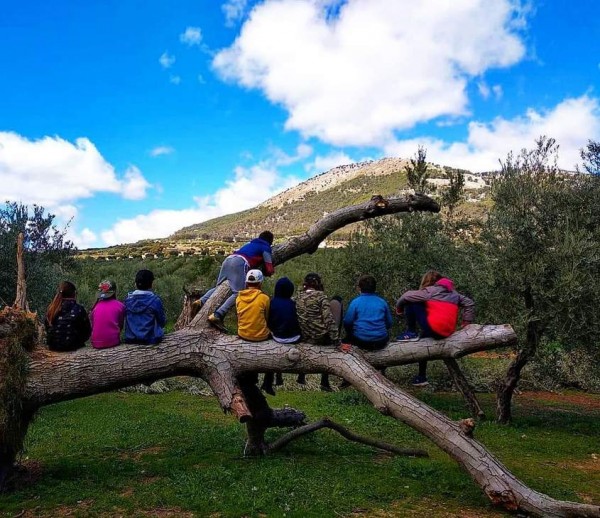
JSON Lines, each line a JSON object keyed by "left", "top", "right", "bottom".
{"left": 80, "top": 157, "right": 487, "bottom": 259}
{"left": 173, "top": 157, "right": 485, "bottom": 241}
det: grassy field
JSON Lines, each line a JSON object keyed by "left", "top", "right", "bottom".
{"left": 0, "top": 383, "right": 599, "bottom": 517}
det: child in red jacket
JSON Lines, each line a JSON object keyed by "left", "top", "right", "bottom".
{"left": 396, "top": 270, "right": 474, "bottom": 386}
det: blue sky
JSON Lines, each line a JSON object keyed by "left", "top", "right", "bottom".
{"left": 0, "top": 0, "right": 598, "bottom": 248}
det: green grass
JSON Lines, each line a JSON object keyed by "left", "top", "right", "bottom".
{"left": 0, "top": 387, "right": 598, "bottom": 517}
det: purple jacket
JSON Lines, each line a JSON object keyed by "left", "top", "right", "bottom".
{"left": 90, "top": 298, "right": 126, "bottom": 349}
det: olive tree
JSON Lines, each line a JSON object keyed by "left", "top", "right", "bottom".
{"left": 481, "top": 137, "right": 600, "bottom": 423}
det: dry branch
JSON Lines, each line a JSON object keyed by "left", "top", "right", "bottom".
{"left": 266, "top": 418, "right": 428, "bottom": 457}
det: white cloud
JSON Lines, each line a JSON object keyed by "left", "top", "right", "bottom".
{"left": 159, "top": 52, "right": 175, "bottom": 69}
{"left": 478, "top": 81, "right": 503, "bottom": 101}
{"left": 478, "top": 81, "right": 491, "bottom": 100}
{"left": 306, "top": 151, "right": 353, "bottom": 173}
{"left": 150, "top": 145, "right": 175, "bottom": 157}
{"left": 100, "top": 160, "right": 300, "bottom": 245}
{"left": 213, "top": 0, "right": 527, "bottom": 146}
{"left": 71, "top": 227, "right": 98, "bottom": 249}
{"left": 121, "top": 166, "right": 151, "bottom": 200}
{"left": 269, "top": 143, "right": 313, "bottom": 166}
{"left": 385, "top": 95, "right": 600, "bottom": 172}
{"left": 0, "top": 132, "right": 151, "bottom": 207}
{"left": 169, "top": 75, "right": 182, "bottom": 85}
{"left": 197, "top": 74, "right": 206, "bottom": 84}
{"left": 180, "top": 26, "right": 203, "bottom": 46}
{"left": 222, "top": 0, "right": 248, "bottom": 27}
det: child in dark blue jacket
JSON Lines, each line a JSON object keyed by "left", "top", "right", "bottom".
{"left": 124, "top": 269, "right": 166, "bottom": 344}
{"left": 260, "top": 277, "right": 301, "bottom": 394}
{"left": 268, "top": 277, "right": 302, "bottom": 344}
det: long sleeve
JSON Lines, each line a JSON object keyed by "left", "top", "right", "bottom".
{"left": 458, "top": 293, "right": 475, "bottom": 323}
{"left": 321, "top": 297, "right": 340, "bottom": 342}
{"left": 154, "top": 297, "right": 167, "bottom": 328}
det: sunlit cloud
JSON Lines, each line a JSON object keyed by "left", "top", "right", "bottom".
{"left": 385, "top": 95, "right": 600, "bottom": 172}
{"left": 214, "top": 0, "right": 528, "bottom": 146}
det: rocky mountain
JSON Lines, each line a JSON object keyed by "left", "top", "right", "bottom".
{"left": 81, "top": 157, "right": 487, "bottom": 259}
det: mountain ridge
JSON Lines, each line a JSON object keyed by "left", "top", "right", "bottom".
{"left": 81, "top": 157, "right": 486, "bottom": 258}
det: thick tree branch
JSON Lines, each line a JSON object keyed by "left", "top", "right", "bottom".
{"left": 272, "top": 193, "right": 439, "bottom": 264}
{"left": 23, "top": 325, "right": 512, "bottom": 407}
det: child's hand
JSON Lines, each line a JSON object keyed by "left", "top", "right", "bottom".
{"left": 338, "top": 342, "right": 352, "bottom": 353}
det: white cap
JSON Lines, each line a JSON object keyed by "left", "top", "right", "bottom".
{"left": 246, "top": 269, "right": 264, "bottom": 283}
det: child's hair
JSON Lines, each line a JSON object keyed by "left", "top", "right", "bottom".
{"left": 303, "top": 272, "right": 323, "bottom": 291}
{"left": 135, "top": 269, "right": 154, "bottom": 290}
{"left": 259, "top": 230, "right": 274, "bottom": 245}
{"left": 357, "top": 274, "right": 376, "bottom": 294}
{"left": 46, "top": 281, "right": 77, "bottom": 325}
{"left": 420, "top": 270, "right": 442, "bottom": 289}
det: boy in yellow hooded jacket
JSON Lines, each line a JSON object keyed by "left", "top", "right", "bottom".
{"left": 236, "top": 269, "right": 270, "bottom": 341}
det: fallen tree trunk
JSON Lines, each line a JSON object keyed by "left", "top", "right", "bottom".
{"left": 2, "top": 194, "right": 598, "bottom": 516}
{"left": 19, "top": 327, "right": 600, "bottom": 516}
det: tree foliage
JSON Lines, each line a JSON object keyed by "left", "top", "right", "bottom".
{"left": 580, "top": 139, "right": 600, "bottom": 175}
{"left": 481, "top": 137, "right": 600, "bottom": 350}
{"left": 404, "top": 146, "right": 435, "bottom": 194}
{"left": 0, "top": 202, "right": 75, "bottom": 312}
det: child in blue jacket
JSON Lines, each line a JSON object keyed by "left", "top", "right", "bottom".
{"left": 124, "top": 269, "right": 166, "bottom": 344}
{"left": 344, "top": 274, "right": 393, "bottom": 350}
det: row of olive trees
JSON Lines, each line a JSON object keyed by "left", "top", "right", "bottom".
{"left": 336, "top": 138, "right": 600, "bottom": 422}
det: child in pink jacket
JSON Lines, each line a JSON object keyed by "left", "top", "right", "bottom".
{"left": 90, "top": 280, "right": 126, "bottom": 349}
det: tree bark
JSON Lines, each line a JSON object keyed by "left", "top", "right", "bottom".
{"left": 443, "top": 358, "right": 485, "bottom": 419}
{"left": 13, "top": 233, "right": 28, "bottom": 311}
{"left": 3, "top": 194, "right": 598, "bottom": 516}
{"left": 496, "top": 288, "right": 543, "bottom": 424}
{"left": 266, "top": 418, "right": 428, "bottom": 457}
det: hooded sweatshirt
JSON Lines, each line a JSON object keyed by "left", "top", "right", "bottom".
{"left": 268, "top": 277, "right": 301, "bottom": 342}
{"left": 124, "top": 290, "right": 166, "bottom": 344}
{"left": 396, "top": 278, "right": 475, "bottom": 337}
{"left": 91, "top": 298, "right": 126, "bottom": 349}
{"left": 236, "top": 286, "right": 270, "bottom": 341}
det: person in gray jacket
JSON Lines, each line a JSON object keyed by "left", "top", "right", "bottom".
{"left": 396, "top": 270, "right": 474, "bottom": 386}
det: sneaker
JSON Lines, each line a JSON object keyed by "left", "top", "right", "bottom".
{"left": 207, "top": 313, "right": 227, "bottom": 332}
{"left": 396, "top": 331, "right": 419, "bottom": 341}
{"left": 411, "top": 375, "right": 429, "bottom": 387}
{"left": 191, "top": 299, "right": 203, "bottom": 309}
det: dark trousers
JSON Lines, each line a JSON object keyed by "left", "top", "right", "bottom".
{"left": 403, "top": 303, "right": 442, "bottom": 378}
{"left": 344, "top": 330, "right": 388, "bottom": 351}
